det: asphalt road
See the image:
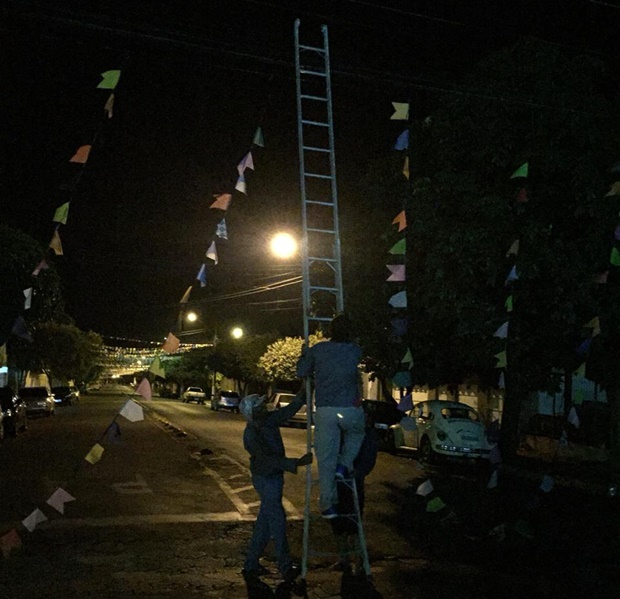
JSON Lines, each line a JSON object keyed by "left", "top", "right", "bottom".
{"left": 0, "top": 386, "right": 616, "bottom": 598}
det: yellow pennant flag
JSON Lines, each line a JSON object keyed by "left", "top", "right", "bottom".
{"left": 605, "top": 181, "right": 620, "bottom": 197}
{"left": 49, "top": 230, "right": 63, "bottom": 256}
{"left": 149, "top": 356, "right": 166, "bottom": 379}
{"left": 53, "top": 202, "right": 70, "bottom": 224}
{"left": 104, "top": 93, "right": 115, "bottom": 118}
{"left": 162, "top": 332, "right": 180, "bottom": 354}
{"left": 494, "top": 350, "right": 507, "bottom": 368}
{"left": 390, "top": 102, "right": 409, "bottom": 120}
{"left": 506, "top": 239, "right": 519, "bottom": 257}
{"left": 402, "top": 156, "right": 410, "bottom": 180}
{"left": 85, "top": 443, "right": 104, "bottom": 465}
{"left": 70, "top": 145, "right": 92, "bottom": 164}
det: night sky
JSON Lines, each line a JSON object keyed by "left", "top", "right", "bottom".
{"left": 2, "top": 0, "right": 617, "bottom": 343}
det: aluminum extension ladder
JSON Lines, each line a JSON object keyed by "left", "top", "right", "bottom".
{"left": 294, "top": 19, "right": 371, "bottom": 588}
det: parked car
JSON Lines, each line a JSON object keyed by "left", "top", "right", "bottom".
{"left": 362, "top": 399, "right": 403, "bottom": 447}
{"left": 387, "top": 399, "right": 491, "bottom": 461}
{"left": 182, "top": 386, "right": 207, "bottom": 404}
{"left": 18, "top": 386, "right": 55, "bottom": 417}
{"left": 273, "top": 392, "right": 313, "bottom": 427}
{"left": 51, "top": 385, "right": 79, "bottom": 405}
{"left": 0, "top": 387, "right": 27, "bottom": 437}
{"left": 211, "top": 390, "right": 241, "bottom": 412}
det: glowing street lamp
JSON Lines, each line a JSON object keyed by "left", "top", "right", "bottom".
{"left": 186, "top": 311, "right": 198, "bottom": 323}
{"left": 231, "top": 326, "right": 244, "bottom": 339}
{"left": 270, "top": 232, "right": 298, "bottom": 259}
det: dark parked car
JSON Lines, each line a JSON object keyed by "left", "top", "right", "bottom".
{"left": 0, "top": 387, "right": 27, "bottom": 437}
{"left": 362, "top": 399, "right": 403, "bottom": 448}
{"left": 52, "top": 386, "right": 79, "bottom": 405}
{"left": 18, "top": 386, "right": 55, "bottom": 417}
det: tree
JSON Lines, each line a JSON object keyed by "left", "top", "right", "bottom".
{"left": 258, "top": 332, "right": 324, "bottom": 384}
{"left": 166, "top": 349, "right": 211, "bottom": 392}
{"left": 404, "top": 38, "right": 620, "bottom": 460}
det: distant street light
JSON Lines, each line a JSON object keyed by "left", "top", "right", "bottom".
{"left": 231, "top": 326, "right": 244, "bottom": 339}
{"left": 186, "top": 311, "right": 198, "bottom": 323}
{"left": 270, "top": 232, "right": 298, "bottom": 259}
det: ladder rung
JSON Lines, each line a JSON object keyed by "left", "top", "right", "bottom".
{"left": 308, "top": 256, "right": 336, "bottom": 263}
{"left": 300, "top": 94, "right": 328, "bottom": 102}
{"left": 302, "top": 119, "right": 329, "bottom": 128}
{"left": 310, "top": 285, "right": 339, "bottom": 293}
{"left": 305, "top": 173, "right": 332, "bottom": 180}
{"left": 307, "top": 316, "right": 333, "bottom": 323}
{"left": 307, "top": 227, "right": 335, "bottom": 234}
{"left": 306, "top": 199, "right": 333, "bottom": 206}
{"left": 303, "top": 145, "right": 330, "bottom": 153}
{"left": 299, "top": 44, "right": 326, "bottom": 54}
{"left": 300, "top": 68, "right": 327, "bottom": 77}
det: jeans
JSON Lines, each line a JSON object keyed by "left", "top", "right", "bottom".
{"left": 314, "top": 406, "right": 366, "bottom": 511}
{"left": 244, "top": 473, "right": 292, "bottom": 576}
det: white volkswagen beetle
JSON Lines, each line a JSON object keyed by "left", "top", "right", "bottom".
{"left": 387, "top": 400, "right": 491, "bottom": 461}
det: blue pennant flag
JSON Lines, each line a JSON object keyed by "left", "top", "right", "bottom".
{"left": 216, "top": 219, "right": 228, "bottom": 240}
{"left": 196, "top": 263, "right": 207, "bottom": 287}
{"left": 104, "top": 421, "right": 122, "bottom": 445}
{"left": 394, "top": 129, "right": 409, "bottom": 150}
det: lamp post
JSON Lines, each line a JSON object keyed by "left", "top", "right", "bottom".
{"left": 210, "top": 326, "right": 244, "bottom": 400}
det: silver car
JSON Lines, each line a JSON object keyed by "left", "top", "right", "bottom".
{"left": 18, "top": 387, "right": 55, "bottom": 417}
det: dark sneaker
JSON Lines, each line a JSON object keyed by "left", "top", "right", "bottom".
{"left": 321, "top": 506, "right": 339, "bottom": 519}
{"left": 335, "top": 465, "right": 348, "bottom": 480}
{"left": 282, "top": 562, "right": 301, "bottom": 582}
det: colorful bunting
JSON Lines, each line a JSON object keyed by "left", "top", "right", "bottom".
{"left": 46, "top": 487, "right": 76, "bottom": 515}
{"left": 516, "top": 188, "right": 528, "bottom": 203}
{"left": 390, "top": 318, "right": 407, "bottom": 337}
{"left": 605, "top": 181, "right": 620, "bottom": 196}
{"left": 196, "top": 263, "right": 207, "bottom": 287}
{"left": 253, "top": 126, "right": 264, "bottom": 147}
{"left": 394, "top": 129, "right": 409, "bottom": 150}
{"left": 416, "top": 479, "right": 434, "bottom": 496}
{"left": 97, "top": 69, "right": 121, "bottom": 90}
{"left": 539, "top": 475, "right": 554, "bottom": 493}
{"left": 400, "top": 416, "right": 416, "bottom": 431}
{"left": 392, "top": 370, "right": 412, "bottom": 388}
{"left": 149, "top": 356, "right": 166, "bottom": 379}
{"left": 53, "top": 202, "right": 70, "bottom": 224}
{"left": 493, "top": 321, "right": 509, "bottom": 339}
{"left": 487, "top": 470, "right": 498, "bottom": 489}
{"left": 22, "top": 509, "right": 47, "bottom": 533}
{"left": 504, "top": 265, "right": 518, "bottom": 285}
{"left": 206, "top": 241, "right": 218, "bottom": 264}
{"left": 389, "top": 238, "right": 406, "bottom": 255}
{"left": 510, "top": 162, "right": 528, "bottom": 179}
{"left": 494, "top": 350, "right": 507, "bottom": 368}
{"left": 104, "top": 420, "right": 122, "bottom": 444}
{"left": 584, "top": 316, "right": 601, "bottom": 337}
{"left": 136, "top": 378, "right": 152, "bottom": 401}
{"left": 237, "top": 152, "right": 254, "bottom": 175}
{"left": 11, "top": 316, "right": 32, "bottom": 342}
{"left": 387, "top": 264, "right": 406, "bottom": 282}
{"left": 426, "top": 497, "right": 447, "bottom": 513}
{"left": 392, "top": 210, "right": 407, "bottom": 232}
{"left": 49, "top": 230, "right": 63, "bottom": 256}
{"left": 506, "top": 239, "right": 519, "bottom": 257}
{"left": 505, "top": 295, "right": 513, "bottom": 312}
{"left": 23, "top": 288, "right": 32, "bottom": 310}
{"left": 388, "top": 291, "right": 407, "bottom": 308}
{"left": 390, "top": 102, "right": 409, "bottom": 120}
{"left": 402, "top": 156, "right": 410, "bottom": 180}
{"left": 104, "top": 93, "right": 115, "bottom": 118}
{"left": 69, "top": 145, "right": 92, "bottom": 164}
{"left": 592, "top": 271, "right": 608, "bottom": 284}
{"left": 84, "top": 443, "right": 104, "bottom": 465}
{"left": 235, "top": 174, "right": 247, "bottom": 194}
{"left": 611, "top": 247, "right": 620, "bottom": 266}
{"left": 32, "top": 259, "right": 49, "bottom": 276}
{"left": 0, "top": 529, "right": 22, "bottom": 559}
{"left": 577, "top": 338, "right": 592, "bottom": 355}
{"left": 179, "top": 286, "right": 192, "bottom": 304}
{"left": 397, "top": 393, "right": 413, "bottom": 412}
{"left": 216, "top": 218, "right": 228, "bottom": 240}
{"left": 119, "top": 399, "right": 144, "bottom": 422}
{"left": 401, "top": 348, "right": 413, "bottom": 367}
{"left": 567, "top": 406, "right": 580, "bottom": 428}
{"left": 498, "top": 371, "right": 505, "bottom": 389}
{"left": 211, "top": 193, "right": 232, "bottom": 211}
{"left": 162, "top": 332, "right": 180, "bottom": 354}
{"left": 574, "top": 362, "right": 586, "bottom": 377}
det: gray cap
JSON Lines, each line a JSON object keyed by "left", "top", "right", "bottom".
{"left": 239, "top": 394, "right": 265, "bottom": 421}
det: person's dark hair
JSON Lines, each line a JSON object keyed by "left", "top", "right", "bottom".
{"left": 329, "top": 314, "right": 352, "bottom": 343}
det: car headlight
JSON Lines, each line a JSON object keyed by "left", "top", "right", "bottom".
{"left": 436, "top": 430, "right": 447, "bottom": 441}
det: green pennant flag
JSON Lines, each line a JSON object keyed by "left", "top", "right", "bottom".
{"left": 97, "top": 70, "right": 121, "bottom": 90}
{"left": 611, "top": 247, "right": 620, "bottom": 266}
{"left": 510, "top": 162, "right": 528, "bottom": 179}
{"left": 505, "top": 295, "right": 513, "bottom": 313}
{"left": 149, "top": 356, "right": 166, "bottom": 379}
{"left": 253, "top": 127, "right": 264, "bottom": 147}
{"left": 573, "top": 388, "right": 585, "bottom": 405}
{"left": 52, "top": 202, "right": 70, "bottom": 224}
{"left": 495, "top": 350, "right": 507, "bottom": 368}
{"left": 389, "top": 238, "right": 406, "bottom": 255}
{"left": 426, "top": 497, "right": 447, "bottom": 513}
{"left": 574, "top": 362, "right": 586, "bottom": 377}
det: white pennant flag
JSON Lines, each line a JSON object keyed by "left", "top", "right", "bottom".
{"left": 22, "top": 508, "right": 48, "bottom": 533}
{"left": 23, "top": 288, "right": 33, "bottom": 310}
{"left": 119, "top": 399, "right": 144, "bottom": 422}
{"left": 206, "top": 241, "right": 218, "bottom": 264}
{"left": 416, "top": 479, "right": 434, "bottom": 496}
{"left": 46, "top": 487, "right": 76, "bottom": 515}
{"left": 237, "top": 151, "right": 254, "bottom": 175}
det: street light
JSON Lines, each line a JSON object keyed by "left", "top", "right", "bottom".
{"left": 186, "top": 311, "right": 198, "bottom": 323}
{"left": 211, "top": 326, "right": 244, "bottom": 400}
{"left": 231, "top": 326, "right": 244, "bottom": 339}
{"left": 270, "top": 232, "right": 298, "bottom": 259}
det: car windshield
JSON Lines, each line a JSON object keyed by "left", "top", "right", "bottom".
{"left": 187, "top": 387, "right": 202, "bottom": 392}
{"left": 18, "top": 387, "right": 48, "bottom": 398}
{"left": 221, "top": 391, "right": 239, "bottom": 398}
{"left": 441, "top": 407, "right": 479, "bottom": 422}
{"left": 52, "top": 387, "right": 71, "bottom": 395}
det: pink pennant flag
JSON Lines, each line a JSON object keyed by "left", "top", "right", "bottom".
{"left": 392, "top": 210, "right": 407, "bottom": 232}
{"left": 136, "top": 378, "right": 152, "bottom": 401}
{"left": 210, "top": 193, "right": 232, "bottom": 211}
{"left": 32, "top": 259, "right": 49, "bottom": 276}
{"left": 592, "top": 271, "right": 608, "bottom": 284}
{"left": 69, "top": 145, "right": 92, "bottom": 164}
{"left": 49, "top": 230, "right": 63, "bottom": 256}
{"left": 386, "top": 264, "right": 406, "bottom": 282}
{"left": 206, "top": 241, "right": 218, "bottom": 264}
{"left": 162, "top": 332, "right": 180, "bottom": 354}
{"left": 235, "top": 174, "right": 247, "bottom": 194}
{"left": 0, "top": 529, "right": 22, "bottom": 559}
{"left": 46, "top": 487, "right": 76, "bottom": 515}
{"left": 237, "top": 151, "right": 254, "bottom": 175}
{"left": 516, "top": 188, "right": 528, "bottom": 203}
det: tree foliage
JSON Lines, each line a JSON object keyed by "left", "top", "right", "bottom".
{"left": 258, "top": 332, "right": 324, "bottom": 383}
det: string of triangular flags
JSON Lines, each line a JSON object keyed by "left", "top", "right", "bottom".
{"left": 388, "top": 101, "right": 413, "bottom": 390}
{"left": 0, "top": 392, "right": 146, "bottom": 559}
{"left": 161, "top": 126, "right": 265, "bottom": 355}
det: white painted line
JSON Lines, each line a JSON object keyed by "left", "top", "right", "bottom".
{"left": 42, "top": 512, "right": 258, "bottom": 528}
{"left": 246, "top": 501, "right": 261, "bottom": 508}
{"left": 202, "top": 466, "right": 251, "bottom": 516}
{"left": 112, "top": 474, "right": 153, "bottom": 495}
{"left": 232, "top": 485, "right": 254, "bottom": 494}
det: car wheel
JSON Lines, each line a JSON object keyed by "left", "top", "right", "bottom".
{"left": 419, "top": 436, "right": 434, "bottom": 462}
{"left": 386, "top": 430, "right": 397, "bottom": 454}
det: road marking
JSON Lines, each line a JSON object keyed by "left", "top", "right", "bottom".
{"left": 202, "top": 466, "right": 251, "bottom": 516}
{"left": 41, "top": 513, "right": 262, "bottom": 528}
{"left": 232, "top": 485, "right": 254, "bottom": 494}
{"left": 112, "top": 474, "right": 153, "bottom": 495}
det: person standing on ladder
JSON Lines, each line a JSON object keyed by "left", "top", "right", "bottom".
{"left": 296, "top": 314, "right": 366, "bottom": 519}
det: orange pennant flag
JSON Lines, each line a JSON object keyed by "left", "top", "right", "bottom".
{"left": 392, "top": 210, "right": 407, "bottom": 232}
{"left": 69, "top": 145, "right": 92, "bottom": 164}
{"left": 210, "top": 193, "right": 232, "bottom": 211}
{"left": 162, "top": 332, "right": 180, "bottom": 354}
{"left": 49, "top": 230, "right": 63, "bottom": 256}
